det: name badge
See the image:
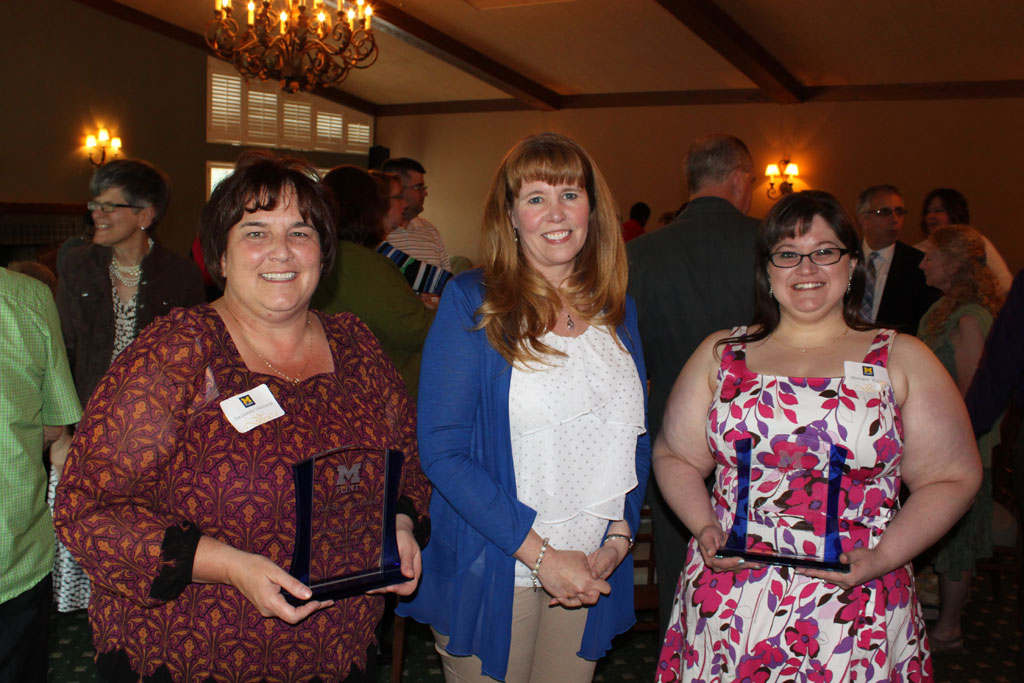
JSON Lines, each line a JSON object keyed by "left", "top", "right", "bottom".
{"left": 844, "top": 361, "right": 890, "bottom": 393}
{"left": 220, "top": 383, "right": 285, "bottom": 433}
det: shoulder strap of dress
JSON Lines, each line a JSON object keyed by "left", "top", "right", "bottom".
{"left": 717, "top": 325, "right": 748, "bottom": 378}
{"left": 862, "top": 328, "right": 897, "bottom": 368}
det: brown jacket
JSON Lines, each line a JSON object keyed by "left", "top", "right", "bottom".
{"left": 57, "top": 242, "right": 206, "bottom": 407}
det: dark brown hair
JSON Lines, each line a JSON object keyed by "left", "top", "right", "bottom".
{"left": 719, "top": 190, "right": 874, "bottom": 351}
{"left": 199, "top": 150, "right": 337, "bottom": 288}
{"left": 321, "top": 165, "right": 389, "bottom": 248}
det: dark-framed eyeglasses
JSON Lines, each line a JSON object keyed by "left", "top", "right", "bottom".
{"left": 768, "top": 248, "right": 852, "bottom": 268}
{"left": 864, "top": 206, "right": 907, "bottom": 218}
{"left": 88, "top": 200, "right": 143, "bottom": 213}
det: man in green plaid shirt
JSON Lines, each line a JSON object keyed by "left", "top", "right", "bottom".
{"left": 0, "top": 266, "right": 81, "bottom": 681}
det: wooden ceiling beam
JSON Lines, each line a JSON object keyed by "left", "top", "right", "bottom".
{"left": 377, "top": 79, "right": 1024, "bottom": 116}
{"left": 371, "top": 1, "right": 561, "bottom": 111}
{"left": 805, "top": 80, "right": 1024, "bottom": 102}
{"left": 653, "top": 0, "right": 804, "bottom": 104}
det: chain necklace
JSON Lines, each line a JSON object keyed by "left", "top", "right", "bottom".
{"left": 235, "top": 313, "right": 313, "bottom": 385}
{"left": 109, "top": 238, "right": 154, "bottom": 288}
{"left": 771, "top": 326, "right": 849, "bottom": 353}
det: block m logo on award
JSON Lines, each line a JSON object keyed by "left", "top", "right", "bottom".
{"left": 336, "top": 463, "right": 362, "bottom": 490}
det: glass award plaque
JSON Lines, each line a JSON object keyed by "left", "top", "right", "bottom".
{"left": 716, "top": 437, "right": 850, "bottom": 573}
{"left": 286, "top": 445, "right": 406, "bottom": 605}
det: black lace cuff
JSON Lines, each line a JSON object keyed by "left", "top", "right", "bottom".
{"left": 149, "top": 521, "right": 202, "bottom": 601}
{"left": 397, "top": 496, "right": 430, "bottom": 548}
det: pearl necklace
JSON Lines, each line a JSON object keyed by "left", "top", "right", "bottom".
{"left": 235, "top": 314, "right": 313, "bottom": 385}
{"left": 109, "top": 238, "right": 154, "bottom": 288}
{"left": 771, "top": 326, "right": 849, "bottom": 353}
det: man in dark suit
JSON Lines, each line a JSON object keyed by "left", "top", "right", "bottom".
{"left": 856, "top": 185, "right": 940, "bottom": 335}
{"left": 627, "top": 134, "right": 759, "bottom": 635}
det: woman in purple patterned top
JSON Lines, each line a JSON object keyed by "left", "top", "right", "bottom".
{"left": 55, "top": 151, "right": 431, "bottom": 682}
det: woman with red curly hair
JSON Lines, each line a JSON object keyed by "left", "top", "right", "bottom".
{"left": 917, "top": 223, "right": 1005, "bottom": 652}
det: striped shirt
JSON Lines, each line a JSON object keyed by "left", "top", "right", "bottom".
{"left": 0, "top": 268, "right": 81, "bottom": 603}
{"left": 385, "top": 216, "right": 451, "bottom": 270}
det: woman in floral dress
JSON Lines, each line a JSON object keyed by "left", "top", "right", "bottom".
{"left": 654, "top": 191, "right": 981, "bottom": 682}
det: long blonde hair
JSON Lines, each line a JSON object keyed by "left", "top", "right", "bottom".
{"left": 477, "top": 133, "right": 627, "bottom": 366}
{"left": 923, "top": 224, "right": 1004, "bottom": 337}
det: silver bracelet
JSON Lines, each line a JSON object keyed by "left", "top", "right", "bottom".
{"left": 530, "top": 538, "right": 549, "bottom": 592}
{"left": 603, "top": 533, "right": 634, "bottom": 551}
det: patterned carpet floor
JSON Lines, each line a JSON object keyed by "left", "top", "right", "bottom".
{"left": 49, "top": 572, "right": 1021, "bottom": 682}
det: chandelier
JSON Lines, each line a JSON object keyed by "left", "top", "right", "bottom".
{"left": 206, "top": 0, "right": 378, "bottom": 94}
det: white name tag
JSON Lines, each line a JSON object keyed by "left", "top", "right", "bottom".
{"left": 220, "top": 383, "right": 285, "bottom": 433}
{"left": 844, "top": 361, "right": 890, "bottom": 393}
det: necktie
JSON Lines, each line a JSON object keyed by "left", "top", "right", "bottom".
{"left": 861, "top": 251, "right": 880, "bottom": 321}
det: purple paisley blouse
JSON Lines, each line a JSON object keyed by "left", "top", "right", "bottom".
{"left": 54, "top": 305, "right": 430, "bottom": 682}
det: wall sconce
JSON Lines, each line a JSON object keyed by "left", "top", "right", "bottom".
{"left": 85, "top": 128, "right": 122, "bottom": 166}
{"left": 765, "top": 156, "right": 799, "bottom": 199}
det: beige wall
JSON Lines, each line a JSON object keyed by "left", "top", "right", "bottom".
{"left": 377, "top": 100, "right": 1024, "bottom": 273}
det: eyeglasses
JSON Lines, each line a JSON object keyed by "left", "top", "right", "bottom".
{"left": 404, "top": 184, "right": 427, "bottom": 193}
{"left": 88, "top": 201, "right": 143, "bottom": 213}
{"left": 769, "top": 248, "right": 852, "bottom": 268}
{"left": 863, "top": 206, "right": 907, "bottom": 218}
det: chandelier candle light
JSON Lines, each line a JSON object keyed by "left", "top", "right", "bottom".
{"left": 206, "top": 0, "right": 378, "bottom": 93}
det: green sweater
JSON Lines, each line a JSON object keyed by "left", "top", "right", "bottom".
{"left": 312, "top": 241, "right": 435, "bottom": 398}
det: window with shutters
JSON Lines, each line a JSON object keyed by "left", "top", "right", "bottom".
{"left": 206, "top": 57, "right": 373, "bottom": 154}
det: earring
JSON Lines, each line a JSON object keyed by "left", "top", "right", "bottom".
{"left": 847, "top": 273, "right": 852, "bottom": 294}
{"left": 769, "top": 283, "right": 774, "bottom": 299}
{"left": 513, "top": 226, "right": 519, "bottom": 243}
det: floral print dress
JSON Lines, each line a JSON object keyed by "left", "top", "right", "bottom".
{"left": 656, "top": 328, "right": 931, "bottom": 683}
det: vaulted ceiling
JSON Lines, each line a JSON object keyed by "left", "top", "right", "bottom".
{"left": 76, "top": 0, "right": 1024, "bottom": 116}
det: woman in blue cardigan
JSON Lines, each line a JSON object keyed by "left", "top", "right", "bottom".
{"left": 398, "top": 133, "right": 651, "bottom": 682}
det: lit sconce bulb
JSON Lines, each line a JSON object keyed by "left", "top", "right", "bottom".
{"left": 318, "top": 10, "right": 326, "bottom": 22}
{"left": 98, "top": 128, "right": 110, "bottom": 144}
{"left": 111, "top": 137, "right": 122, "bottom": 152}
{"left": 280, "top": 10, "right": 287, "bottom": 33}
{"left": 765, "top": 164, "right": 780, "bottom": 178}
{"left": 364, "top": 5, "right": 372, "bottom": 29}
{"left": 347, "top": 8, "right": 355, "bottom": 28}
{"left": 783, "top": 163, "right": 799, "bottom": 177}
{"left": 248, "top": 1, "right": 255, "bottom": 24}
{"left": 86, "top": 135, "right": 97, "bottom": 150}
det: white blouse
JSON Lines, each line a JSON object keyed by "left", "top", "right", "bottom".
{"left": 509, "top": 325, "right": 645, "bottom": 586}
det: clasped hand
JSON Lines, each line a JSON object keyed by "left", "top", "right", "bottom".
{"left": 537, "top": 547, "right": 612, "bottom": 608}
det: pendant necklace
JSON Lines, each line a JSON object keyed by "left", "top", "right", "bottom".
{"left": 772, "top": 326, "right": 849, "bottom": 353}
{"left": 235, "top": 313, "right": 313, "bottom": 384}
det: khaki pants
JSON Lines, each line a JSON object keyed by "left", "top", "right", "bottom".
{"left": 433, "top": 587, "right": 597, "bottom": 683}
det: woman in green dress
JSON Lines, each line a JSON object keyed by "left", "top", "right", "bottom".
{"left": 917, "top": 224, "right": 1005, "bottom": 651}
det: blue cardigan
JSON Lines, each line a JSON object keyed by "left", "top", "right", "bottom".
{"left": 397, "top": 270, "right": 651, "bottom": 680}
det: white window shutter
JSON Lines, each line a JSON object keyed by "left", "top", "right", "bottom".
{"left": 207, "top": 56, "right": 372, "bottom": 153}
{"left": 347, "top": 120, "right": 372, "bottom": 152}
{"left": 207, "top": 68, "right": 243, "bottom": 143}
{"left": 247, "top": 88, "right": 279, "bottom": 144}
{"left": 282, "top": 98, "right": 313, "bottom": 149}
{"left": 315, "top": 111, "right": 345, "bottom": 150}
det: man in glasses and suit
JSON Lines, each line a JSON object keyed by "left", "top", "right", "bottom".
{"left": 856, "top": 184, "right": 940, "bottom": 335}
